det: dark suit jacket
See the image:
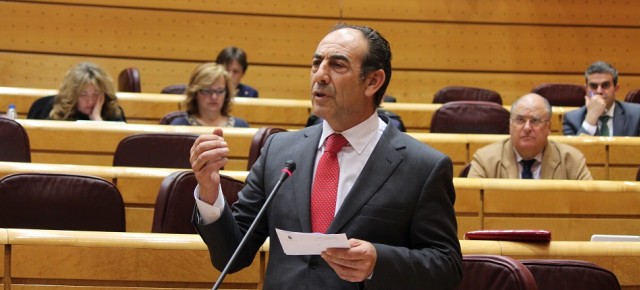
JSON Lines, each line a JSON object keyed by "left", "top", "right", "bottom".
{"left": 195, "top": 123, "right": 462, "bottom": 290}
{"left": 563, "top": 100, "right": 640, "bottom": 136}
{"left": 236, "top": 83, "right": 259, "bottom": 98}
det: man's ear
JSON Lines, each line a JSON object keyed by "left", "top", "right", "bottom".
{"left": 364, "top": 69, "right": 385, "bottom": 98}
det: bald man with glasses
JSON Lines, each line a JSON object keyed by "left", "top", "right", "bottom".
{"left": 563, "top": 61, "right": 640, "bottom": 136}
{"left": 468, "top": 93, "right": 592, "bottom": 180}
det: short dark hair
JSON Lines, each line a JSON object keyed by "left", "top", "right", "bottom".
{"left": 331, "top": 23, "right": 392, "bottom": 107}
{"left": 216, "top": 46, "right": 248, "bottom": 73}
{"left": 585, "top": 61, "right": 618, "bottom": 86}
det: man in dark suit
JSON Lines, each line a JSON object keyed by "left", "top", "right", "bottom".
{"left": 563, "top": 61, "right": 640, "bottom": 136}
{"left": 190, "top": 24, "right": 462, "bottom": 289}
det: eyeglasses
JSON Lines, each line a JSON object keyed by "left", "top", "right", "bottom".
{"left": 198, "top": 88, "right": 226, "bottom": 96}
{"left": 511, "top": 116, "right": 549, "bottom": 127}
{"left": 588, "top": 81, "right": 612, "bottom": 90}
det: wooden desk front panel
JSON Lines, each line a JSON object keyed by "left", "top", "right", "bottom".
{"left": 453, "top": 179, "right": 483, "bottom": 238}
{"left": 0, "top": 86, "right": 572, "bottom": 133}
{"left": 483, "top": 184, "right": 640, "bottom": 215}
{"left": 482, "top": 181, "right": 640, "bottom": 240}
{"left": 498, "top": 241, "right": 640, "bottom": 288}
{"left": 19, "top": 120, "right": 255, "bottom": 170}
{"left": 608, "top": 141, "right": 640, "bottom": 181}
{"left": 483, "top": 217, "right": 640, "bottom": 241}
{"left": 5, "top": 228, "right": 640, "bottom": 289}
{"left": 5, "top": 229, "right": 261, "bottom": 289}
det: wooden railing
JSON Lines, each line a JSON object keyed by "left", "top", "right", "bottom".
{"left": 1, "top": 86, "right": 574, "bottom": 133}
{"left": 2, "top": 162, "right": 640, "bottom": 240}
{"left": 0, "top": 161, "right": 246, "bottom": 233}
{"left": 12, "top": 118, "right": 639, "bottom": 180}
{"left": 2, "top": 228, "right": 639, "bottom": 289}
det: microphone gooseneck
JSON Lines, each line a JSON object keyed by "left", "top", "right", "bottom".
{"left": 212, "top": 160, "right": 296, "bottom": 290}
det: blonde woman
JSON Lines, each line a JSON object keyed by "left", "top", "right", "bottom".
{"left": 27, "top": 62, "right": 126, "bottom": 121}
{"left": 170, "top": 63, "right": 249, "bottom": 127}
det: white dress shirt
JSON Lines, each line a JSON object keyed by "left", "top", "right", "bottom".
{"left": 514, "top": 149, "right": 543, "bottom": 179}
{"left": 194, "top": 112, "right": 386, "bottom": 224}
{"left": 581, "top": 103, "right": 615, "bottom": 136}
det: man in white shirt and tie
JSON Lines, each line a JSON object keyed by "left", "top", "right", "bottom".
{"left": 563, "top": 61, "right": 640, "bottom": 136}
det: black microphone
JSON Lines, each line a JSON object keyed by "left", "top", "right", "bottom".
{"left": 212, "top": 160, "right": 296, "bottom": 290}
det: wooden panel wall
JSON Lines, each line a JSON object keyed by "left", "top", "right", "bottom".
{"left": 2, "top": 0, "right": 640, "bottom": 104}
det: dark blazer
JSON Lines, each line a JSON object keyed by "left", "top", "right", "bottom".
{"left": 195, "top": 123, "right": 462, "bottom": 290}
{"left": 237, "top": 83, "right": 259, "bottom": 98}
{"left": 27, "top": 95, "right": 127, "bottom": 122}
{"left": 563, "top": 100, "right": 640, "bottom": 136}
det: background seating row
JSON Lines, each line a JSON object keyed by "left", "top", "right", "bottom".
{"left": 10, "top": 119, "right": 640, "bottom": 180}
{"left": 2, "top": 162, "right": 639, "bottom": 240}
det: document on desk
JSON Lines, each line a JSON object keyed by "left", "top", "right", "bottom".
{"left": 276, "top": 228, "right": 350, "bottom": 255}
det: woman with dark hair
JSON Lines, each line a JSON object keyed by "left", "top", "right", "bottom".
{"left": 170, "top": 63, "right": 249, "bottom": 127}
{"left": 216, "top": 46, "right": 259, "bottom": 98}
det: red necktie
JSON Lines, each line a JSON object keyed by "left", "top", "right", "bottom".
{"left": 311, "top": 134, "right": 348, "bottom": 233}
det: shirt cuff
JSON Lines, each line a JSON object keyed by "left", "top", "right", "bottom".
{"left": 581, "top": 120, "right": 597, "bottom": 135}
{"left": 193, "top": 184, "right": 226, "bottom": 224}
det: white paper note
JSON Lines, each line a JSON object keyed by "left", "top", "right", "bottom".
{"left": 276, "top": 228, "right": 350, "bottom": 255}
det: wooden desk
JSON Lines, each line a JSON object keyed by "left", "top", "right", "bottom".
{"left": 460, "top": 240, "right": 640, "bottom": 289}
{"left": 16, "top": 119, "right": 257, "bottom": 170}
{"left": 3, "top": 161, "right": 640, "bottom": 240}
{"left": 0, "top": 162, "right": 247, "bottom": 233}
{"left": 12, "top": 118, "right": 640, "bottom": 180}
{"left": 2, "top": 228, "right": 639, "bottom": 289}
{"left": 3, "top": 228, "right": 261, "bottom": 289}
{"left": 476, "top": 178, "right": 640, "bottom": 241}
{"left": 0, "top": 86, "right": 311, "bottom": 127}
{"left": 1, "top": 86, "right": 575, "bottom": 132}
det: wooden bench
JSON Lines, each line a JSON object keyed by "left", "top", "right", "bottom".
{"left": 11, "top": 118, "right": 640, "bottom": 180}
{"left": 475, "top": 178, "right": 640, "bottom": 241}
{"left": 15, "top": 119, "right": 256, "bottom": 170}
{"left": 0, "top": 161, "right": 247, "bottom": 233}
{"left": 2, "top": 228, "right": 263, "bottom": 289}
{"left": 0, "top": 87, "right": 311, "bottom": 127}
{"left": 3, "top": 162, "right": 639, "bottom": 240}
{"left": 2, "top": 228, "right": 639, "bottom": 289}
{"left": 460, "top": 239, "right": 640, "bottom": 289}
{"left": 1, "top": 86, "right": 573, "bottom": 133}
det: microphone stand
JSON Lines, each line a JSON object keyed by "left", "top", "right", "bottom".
{"left": 212, "top": 161, "right": 296, "bottom": 290}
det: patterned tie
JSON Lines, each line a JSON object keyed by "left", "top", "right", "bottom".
{"left": 311, "top": 134, "right": 348, "bottom": 233}
{"left": 520, "top": 159, "right": 535, "bottom": 179}
{"left": 598, "top": 115, "right": 610, "bottom": 136}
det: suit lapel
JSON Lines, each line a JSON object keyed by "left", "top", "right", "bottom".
{"left": 501, "top": 139, "right": 519, "bottom": 179}
{"left": 613, "top": 101, "right": 626, "bottom": 136}
{"left": 540, "top": 141, "right": 560, "bottom": 179}
{"left": 291, "top": 126, "right": 322, "bottom": 233}
{"left": 327, "top": 126, "right": 405, "bottom": 234}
